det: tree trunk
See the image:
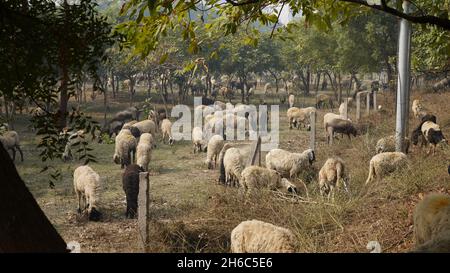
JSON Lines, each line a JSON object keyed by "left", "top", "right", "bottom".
{"left": 111, "top": 72, "right": 116, "bottom": 99}
{"left": 103, "top": 83, "right": 108, "bottom": 128}
{"left": 315, "top": 72, "right": 321, "bottom": 94}
{"left": 0, "top": 144, "right": 68, "bottom": 252}
{"left": 58, "top": 54, "right": 69, "bottom": 130}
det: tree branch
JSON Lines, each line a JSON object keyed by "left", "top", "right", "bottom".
{"left": 340, "top": 0, "right": 450, "bottom": 30}
{"left": 225, "top": 0, "right": 260, "bottom": 6}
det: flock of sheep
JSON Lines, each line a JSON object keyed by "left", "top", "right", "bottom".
{"left": 1, "top": 89, "right": 448, "bottom": 253}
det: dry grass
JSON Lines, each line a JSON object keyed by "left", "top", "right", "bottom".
{"left": 12, "top": 86, "right": 450, "bottom": 253}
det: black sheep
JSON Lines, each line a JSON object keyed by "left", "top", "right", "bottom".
{"left": 122, "top": 164, "right": 144, "bottom": 219}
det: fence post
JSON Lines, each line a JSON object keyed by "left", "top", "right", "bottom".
{"left": 373, "top": 91, "right": 377, "bottom": 111}
{"left": 366, "top": 92, "right": 370, "bottom": 116}
{"left": 356, "top": 92, "right": 361, "bottom": 121}
{"left": 309, "top": 111, "right": 316, "bottom": 150}
{"left": 138, "top": 172, "right": 150, "bottom": 252}
{"left": 246, "top": 136, "right": 262, "bottom": 167}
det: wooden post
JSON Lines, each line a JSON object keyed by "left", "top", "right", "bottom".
{"left": 309, "top": 111, "right": 316, "bottom": 151}
{"left": 343, "top": 100, "right": 348, "bottom": 120}
{"left": 366, "top": 92, "right": 370, "bottom": 116}
{"left": 138, "top": 172, "right": 150, "bottom": 252}
{"left": 246, "top": 136, "right": 261, "bottom": 167}
{"left": 373, "top": 91, "right": 377, "bottom": 111}
{"left": 356, "top": 91, "right": 371, "bottom": 121}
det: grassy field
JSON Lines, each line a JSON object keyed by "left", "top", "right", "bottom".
{"left": 11, "top": 86, "right": 450, "bottom": 253}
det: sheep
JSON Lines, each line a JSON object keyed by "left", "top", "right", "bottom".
{"left": 265, "top": 148, "right": 315, "bottom": 179}
{"left": 325, "top": 117, "right": 357, "bottom": 145}
{"left": 192, "top": 126, "right": 206, "bottom": 153}
{"left": 0, "top": 130, "right": 23, "bottom": 162}
{"left": 230, "top": 220, "right": 297, "bottom": 253}
{"left": 73, "top": 165, "right": 101, "bottom": 221}
{"left": 101, "top": 120, "right": 125, "bottom": 140}
{"left": 413, "top": 193, "right": 450, "bottom": 252}
{"left": 205, "top": 134, "right": 224, "bottom": 169}
{"left": 375, "top": 135, "right": 410, "bottom": 154}
{"left": 132, "top": 119, "right": 156, "bottom": 136}
{"left": 316, "top": 94, "right": 334, "bottom": 109}
{"left": 123, "top": 120, "right": 138, "bottom": 128}
{"left": 365, "top": 152, "right": 408, "bottom": 184}
{"left": 214, "top": 101, "right": 226, "bottom": 110}
{"left": 62, "top": 130, "right": 86, "bottom": 162}
{"left": 411, "top": 120, "right": 447, "bottom": 155}
{"left": 323, "top": 113, "right": 351, "bottom": 130}
{"left": 136, "top": 133, "right": 154, "bottom": 171}
{"left": 288, "top": 94, "right": 295, "bottom": 107}
{"left": 412, "top": 99, "right": 427, "bottom": 119}
{"left": 240, "top": 166, "right": 297, "bottom": 194}
{"left": 318, "top": 157, "right": 349, "bottom": 201}
{"left": 160, "top": 118, "right": 174, "bottom": 145}
{"left": 122, "top": 164, "right": 144, "bottom": 219}
{"left": 286, "top": 107, "right": 316, "bottom": 130}
{"left": 113, "top": 129, "right": 137, "bottom": 169}
{"left": 218, "top": 144, "right": 251, "bottom": 186}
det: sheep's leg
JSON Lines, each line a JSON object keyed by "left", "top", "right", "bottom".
{"left": 10, "top": 147, "right": 16, "bottom": 162}
{"left": 76, "top": 192, "right": 82, "bottom": 214}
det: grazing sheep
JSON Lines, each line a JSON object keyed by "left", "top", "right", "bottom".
{"left": 230, "top": 220, "right": 297, "bottom": 253}
{"left": 366, "top": 241, "right": 382, "bottom": 253}
{"left": 192, "top": 126, "right": 207, "bottom": 153}
{"left": 218, "top": 144, "right": 251, "bottom": 187}
{"left": 288, "top": 94, "right": 295, "bottom": 108}
{"left": 287, "top": 107, "right": 316, "bottom": 130}
{"left": 214, "top": 101, "right": 226, "bottom": 110}
{"left": 101, "top": 120, "right": 125, "bottom": 139}
{"left": 432, "top": 78, "right": 450, "bottom": 92}
{"left": 136, "top": 133, "right": 154, "bottom": 171}
{"left": 62, "top": 130, "right": 86, "bottom": 162}
{"left": 0, "top": 130, "right": 23, "bottom": 162}
{"left": 316, "top": 94, "right": 334, "bottom": 109}
{"left": 240, "top": 166, "right": 297, "bottom": 194}
{"left": 411, "top": 120, "right": 447, "bottom": 155}
{"left": 266, "top": 148, "right": 315, "bottom": 179}
{"left": 365, "top": 152, "right": 408, "bottom": 184}
{"left": 132, "top": 119, "right": 156, "bottom": 136}
{"left": 122, "top": 164, "right": 144, "bottom": 219}
{"left": 113, "top": 129, "right": 137, "bottom": 169}
{"left": 73, "top": 165, "right": 101, "bottom": 221}
{"left": 375, "top": 135, "right": 410, "bottom": 154}
{"left": 324, "top": 117, "right": 357, "bottom": 145}
{"left": 160, "top": 119, "right": 174, "bottom": 145}
{"left": 318, "top": 157, "right": 349, "bottom": 201}
{"left": 323, "top": 113, "right": 351, "bottom": 131}
{"left": 413, "top": 193, "right": 450, "bottom": 252}
{"left": 122, "top": 120, "right": 141, "bottom": 138}
{"left": 412, "top": 99, "right": 427, "bottom": 119}
{"left": 123, "top": 120, "right": 138, "bottom": 128}
{"left": 205, "top": 134, "right": 224, "bottom": 169}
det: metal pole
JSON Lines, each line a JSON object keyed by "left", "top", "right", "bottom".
{"left": 395, "top": 0, "right": 412, "bottom": 152}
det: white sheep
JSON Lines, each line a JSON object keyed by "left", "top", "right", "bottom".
{"left": 73, "top": 165, "right": 101, "bottom": 221}
{"left": 240, "top": 166, "right": 297, "bottom": 194}
{"left": 287, "top": 107, "right": 316, "bottom": 130}
{"left": 264, "top": 83, "right": 272, "bottom": 94}
{"left": 62, "top": 130, "right": 85, "bottom": 162}
{"left": 375, "top": 135, "right": 410, "bottom": 154}
{"left": 266, "top": 148, "right": 315, "bottom": 179}
{"left": 205, "top": 134, "right": 224, "bottom": 169}
{"left": 218, "top": 144, "right": 251, "bottom": 187}
{"left": 413, "top": 193, "right": 450, "bottom": 252}
{"left": 365, "top": 152, "right": 408, "bottom": 184}
{"left": 288, "top": 94, "right": 295, "bottom": 108}
{"left": 0, "top": 130, "right": 23, "bottom": 162}
{"left": 160, "top": 118, "right": 174, "bottom": 145}
{"left": 192, "top": 126, "right": 206, "bottom": 153}
{"left": 113, "top": 129, "right": 137, "bottom": 169}
{"left": 412, "top": 99, "right": 427, "bottom": 119}
{"left": 132, "top": 119, "right": 156, "bottom": 136}
{"left": 230, "top": 220, "right": 297, "bottom": 253}
{"left": 122, "top": 120, "right": 138, "bottom": 129}
{"left": 318, "top": 157, "right": 349, "bottom": 201}
{"left": 136, "top": 133, "right": 154, "bottom": 171}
